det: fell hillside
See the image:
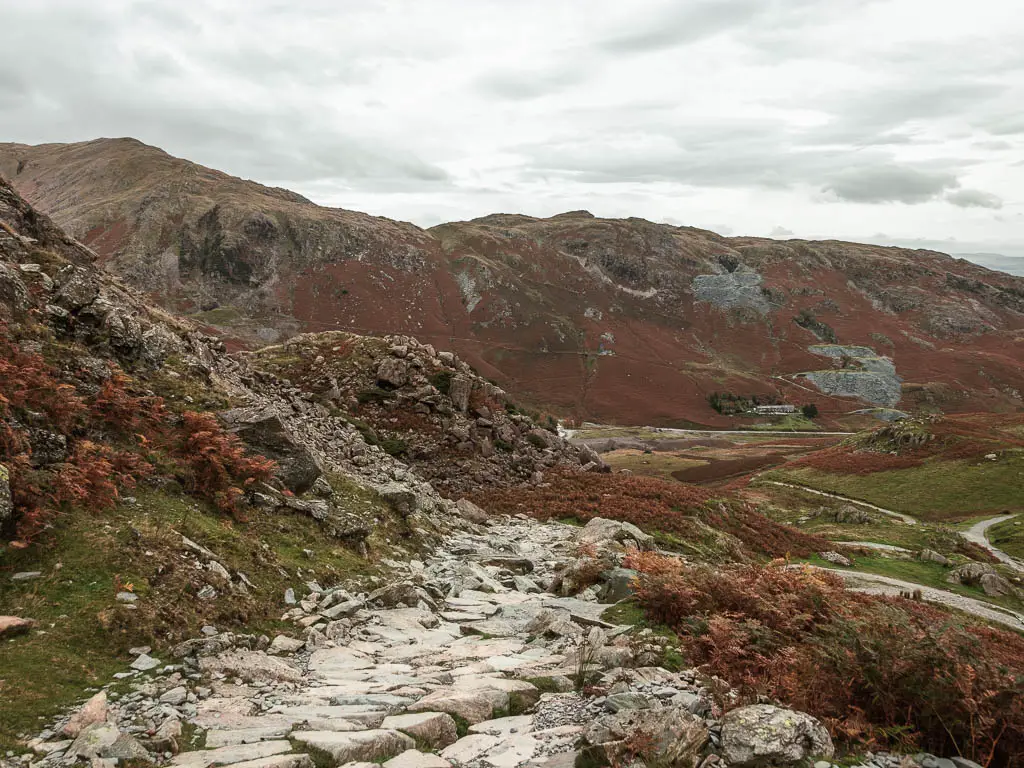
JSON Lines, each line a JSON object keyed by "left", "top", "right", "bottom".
{"left": 4, "top": 175, "right": 1024, "bottom": 768}
{"left": 762, "top": 413, "right": 1024, "bottom": 522}
{"left": 0, "top": 173, "right": 596, "bottom": 740}
{"left": 3, "top": 139, "right": 1024, "bottom": 427}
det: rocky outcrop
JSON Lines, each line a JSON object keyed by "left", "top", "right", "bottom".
{"left": 947, "top": 563, "right": 1015, "bottom": 597}
{"left": 61, "top": 691, "right": 108, "bottom": 738}
{"left": 920, "top": 549, "right": 951, "bottom": 566}
{"left": 692, "top": 266, "right": 771, "bottom": 314}
{"left": 0, "top": 615, "right": 34, "bottom": 639}
{"left": 802, "top": 345, "right": 903, "bottom": 407}
{"left": 803, "top": 369, "right": 903, "bottom": 407}
{"left": 576, "top": 517, "right": 655, "bottom": 553}
{"left": 246, "top": 332, "right": 601, "bottom": 496}
{"left": 219, "top": 408, "right": 323, "bottom": 494}
{"left": 581, "top": 704, "right": 709, "bottom": 767}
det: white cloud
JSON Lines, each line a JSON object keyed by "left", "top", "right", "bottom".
{"left": 0, "top": 0, "right": 1022, "bottom": 258}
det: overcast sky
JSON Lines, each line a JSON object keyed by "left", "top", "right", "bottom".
{"left": 2, "top": 0, "right": 1024, "bottom": 264}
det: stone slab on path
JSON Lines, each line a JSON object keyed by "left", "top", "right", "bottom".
{"left": 407, "top": 690, "right": 507, "bottom": 725}
{"left": 380, "top": 712, "right": 459, "bottom": 749}
{"left": 171, "top": 740, "right": 293, "bottom": 768}
{"left": 291, "top": 729, "right": 415, "bottom": 766}
{"left": 383, "top": 750, "right": 451, "bottom": 768}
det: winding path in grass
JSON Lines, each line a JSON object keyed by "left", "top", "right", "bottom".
{"left": 963, "top": 514, "right": 1024, "bottom": 573}
{"left": 838, "top": 541, "right": 911, "bottom": 553}
{"left": 763, "top": 480, "right": 919, "bottom": 525}
{"left": 769, "top": 482, "right": 1024, "bottom": 570}
{"left": 814, "top": 567, "right": 1024, "bottom": 630}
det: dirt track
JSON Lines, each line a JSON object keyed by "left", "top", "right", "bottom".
{"left": 820, "top": 567, "right": 1024, "bottom": 631}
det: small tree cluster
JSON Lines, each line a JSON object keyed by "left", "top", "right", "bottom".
{"left": 707, "top": 391, "right": 781, "bottom": 415}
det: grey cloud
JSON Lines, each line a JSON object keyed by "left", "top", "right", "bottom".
{"left": 0, "top": 2, "right": 450, "bottom": 191}
{"left": 945, "top": 189, "right": 1003, "bottom": 209}
{"left": 475, "top": 66, "right": 592, "bottom": 101}
{"left": 602, "top": 0, "right": 879, "bottom": 57}
{"left": 599, "top": 0, "right": 761, "bottom": 52}
{"left": 800, "top": 82, "right": 1006, "bottom": 147}
{"left": 126, "top": 1, "right": 203, "bottom": 33}
{"left": 770, "top": 226, "right": 795, "bottom": 237}
{"left": 515, "top": 120, "right": 970, "bottom": 206}
{"left": 823, "top": 166, "right": 958, "bottom": 204}
{"left": 0, "top": 71, "right": 28, "bottom": 108}
{"left": 984, "top": 115, "right": 1024, "bottom": 135}
{"left": 974, "top": 139, "right": 1014, "bottom": 150}
{"left": 0, "top": 0, "right": 1021, "bottom": 251}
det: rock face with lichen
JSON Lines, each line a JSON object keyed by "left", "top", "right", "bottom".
{"left": 720, "top": 704, "right": 835, "bottom": 766}
{"left": 802, "top": 344, "right": 903, "bottom": 406}
{"left": 692, "top": 266, "right": 771, "bottom": 314}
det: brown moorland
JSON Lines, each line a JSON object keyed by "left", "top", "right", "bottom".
{"left": 3, "top": 139, "right": 1024, "bottom": 427}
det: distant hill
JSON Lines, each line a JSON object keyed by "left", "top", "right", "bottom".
{"left": 956, "top": 252, "right": 1024, "bottom": 276}
{"left": 2, "top": 137, "right": 1023, "bottom": 426}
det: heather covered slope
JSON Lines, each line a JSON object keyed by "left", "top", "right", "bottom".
{"left": 3, "top": 138, "right": 1024, "bottom": 426}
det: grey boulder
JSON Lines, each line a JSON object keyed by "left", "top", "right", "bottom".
{"left": 720, "top": 704, "right": 834, "bottom": 766}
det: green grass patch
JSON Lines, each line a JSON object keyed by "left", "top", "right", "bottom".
{"left": 0, "top": 480, "right": 388, "bottom": 749}
{"left": 746, "top": 413, "right": 821, "bottom": 432}
{"left": 601, "top": 449, "right": 707, "bottom": 480}
{"left": 601, "top": 599, "right": 688, "bottom": 670}
{"left": 525, "top": 675, "right": 567, "bottom": 694}
{"left": 754, "top": 482, "right": 985, "bottom": 557}
{"left": 765, "top": 450, "right": 1024, "bottom": 521}
{"left": 988, "top": 515, "right": 1024, "bottom": 560}
{"left": 192, "top": 306, "right": 244, "bottom": 326}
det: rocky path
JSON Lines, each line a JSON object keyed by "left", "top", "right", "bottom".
{"left": 19, "top": 517, "right": 736, "bottom": 768}
{"left": 962, "top": 514, "right": 1023, "bottom": 573}
{"left": 17, "top": 515, "right": 988, "bottom": 768}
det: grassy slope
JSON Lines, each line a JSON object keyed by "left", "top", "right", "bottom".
{"left": 988, "top": 514, "right": 1024, "bottom": 560}
{"left": 765, "top": 449, "right": 1024, "bottom": 521}
{"left": 745, "top": 413, "right": 821, "bottom": 432}
{"left": 0, "top": 478, "right": 399, "bottom": 748}
{"left": 754, "top": 482, "right": 1024, "bottom": 615}
{"left": 753, "top": 483, "right": 986, "bottom": 554}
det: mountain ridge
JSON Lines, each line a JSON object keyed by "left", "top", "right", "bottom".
{"left": 2, "top": 137, "right": 1023, "bottom": 427}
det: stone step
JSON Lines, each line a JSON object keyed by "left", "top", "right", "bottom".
{"left": 225, "top": 756, "right": 314, "bottom": 768}
{"left": 380, "top": 712, "right": 459, "bottom": 749}
{"left": 291, "top": 729, "right": 415, "bottom": 766}
{"left": 171, "top": 740, "right": 293, "bottom": 768}
{"left": 204, "top": 727, "right": 295, "bottom": 748}
{"left": 382, "top": 750, "right": 451, "bottom": 768}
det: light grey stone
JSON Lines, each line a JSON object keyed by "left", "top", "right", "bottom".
{"left": 720, "top": 705, "right": 834, "bottom": 766}
{"left": 291, "top": 730, "right": 414, "bottom": 765}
